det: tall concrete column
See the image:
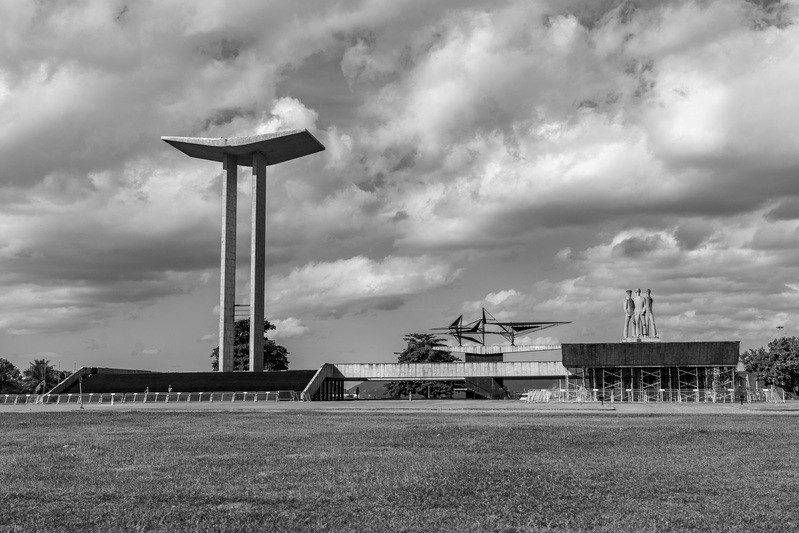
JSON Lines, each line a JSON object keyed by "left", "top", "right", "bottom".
{"left": 249, "top": 152, "right": 266, "bottom": 372}
{"left": 219, "top": 154, "right": 238, "bottom": 372}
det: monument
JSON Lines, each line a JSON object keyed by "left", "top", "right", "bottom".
{"left": 563, "top": 288, "right": 739, "bottom": 402}
{"left": 622, "top": 288, "right": 659, "bottom": 342}
{"left": 162, "top": 131, "right": 325, "bottom": 372}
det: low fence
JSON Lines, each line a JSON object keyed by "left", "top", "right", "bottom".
{"left": 0, "top": 390, "right": 309, "bottom": 405}
{"left": 522, "top": 388, "right": 785, "bottom": 403}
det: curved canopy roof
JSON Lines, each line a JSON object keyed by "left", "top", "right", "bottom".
{"left": 161, "top": 129, "right": 325, "bottom": 167}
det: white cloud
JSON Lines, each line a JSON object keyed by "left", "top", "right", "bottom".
{"left": 463, "top": 289, "right": 527, "bottom": 318}
{"left": 270, "top": 317, "right": 310, "bottom": 339}
{"left": 1, "top": 0, "right": 798, "bottom": 361}
{"left": 268, "top": 255, "right": 461, "bottom": 317}
{"left": 534, "top": 210, "right": 799, "bottom": 346}
{"left": 255, "top": 97, "right": 319, "bottom": 135}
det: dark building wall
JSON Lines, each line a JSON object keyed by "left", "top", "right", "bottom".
{"left": 561, "top": 341, "right": 740, "bottom": 368}
{"left": 464, "top": 353, "right": 504, "bottom": 363}
{"left": 62, "top": 370, "right": 317, "bottom": 394}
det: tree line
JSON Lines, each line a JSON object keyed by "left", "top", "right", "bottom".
{"left": 742, "top": 336, "right": 799, "bottom": 395}
{"left": 0, "top": 358, "right": 71, "bottom": 394}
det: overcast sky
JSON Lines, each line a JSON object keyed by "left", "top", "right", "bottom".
{"left": 1, "top": 0, "right": 798, "bottom": 373}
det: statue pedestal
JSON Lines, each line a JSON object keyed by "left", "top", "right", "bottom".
{"left": 621, "top": 336, "right": 661, "bottom": 343}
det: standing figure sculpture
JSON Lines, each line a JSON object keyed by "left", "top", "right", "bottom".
{"left": 623, "top": 290, "right": 634, "bottom": 338}
{"left": 644, "top": 288, "right": 657, "bottom": 338}
{"left": 632, "top": 288, "right": 646, "bottom": 337}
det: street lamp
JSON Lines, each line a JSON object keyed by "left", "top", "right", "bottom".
{"left": 78, "top": 374, "right": 84, "bottom": 410}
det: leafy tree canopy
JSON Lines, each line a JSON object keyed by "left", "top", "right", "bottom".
{"left": 0, "top": 358, "right": 22, "bottom": 394}
{"left": 210, "top": 319, "right": 289, "bottom": 371}
{"left": 21, "top": 359, "right": 66, "bottom": 394}
{"left": 742, "top": 336, "right": 799, "bottom": 394}
{"left": 384, "top": 333, "right": 461, "bottom": 399}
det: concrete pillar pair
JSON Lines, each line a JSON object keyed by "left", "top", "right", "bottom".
{"left": 162, "top": 130, "right": 324, "bottom": 372}
{"left": 219, "top": 153, "right": 265, "bottom": 372}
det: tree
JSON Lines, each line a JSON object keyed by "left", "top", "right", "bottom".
{"left": 210, "top": 319, "right": 289, "bottom": 371}
{"left": 384, "top": 333, "right": 461, "bottom": 399}
{"left": 0, "top": 358, "right": 22, "bottom": 394}
{"left": 742, "top": 336, "right": 799, "bottom": 395}
{"left": 21, "top": 359, "right": 61, "bottom": 394}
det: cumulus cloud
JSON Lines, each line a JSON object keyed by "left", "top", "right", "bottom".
{"left": 267, "top": 255, "right": 461, "bottom": 317}
{"left": 463, "top": 290, "right": 529, "bottom": 319}
{"left": 1, "top": 0, "right": 798, "bottom": 362}
{"left": 270, "top": 317, "right": 310, "bottom": 339}
{"left": 533, "top": 210, "right": 799, "bottom": 346}
{"left": 321, "top": 0, "right": 799, "bottom": 257}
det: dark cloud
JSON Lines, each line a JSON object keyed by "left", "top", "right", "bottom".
{"left": 765, "top": 197, "right": 799, "bottom": 221}
{"left": 673, "top": 220, "right": 713, "bottom": 250}
{"left": 612, "top": 234, "right": 663, "bottom": 256}
{"left": 195, "top": 36, "right": 250, "bottom": 62}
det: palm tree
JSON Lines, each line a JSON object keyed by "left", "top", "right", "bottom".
{"left": 22, "top": 359, "right": 59, "bottom": 394}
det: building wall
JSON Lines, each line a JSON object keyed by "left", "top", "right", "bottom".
{"left": 562, "top": 341, "right": 740, "bottom": 367}
{"left": 61, "top": 370, "right": 317, "bottom": 394}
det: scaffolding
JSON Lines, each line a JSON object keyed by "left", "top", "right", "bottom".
{"left": 592, "top": 367, "right": 624, "bottom": 402}
{"left": 640, "top": 368, "right": 662, "bottom": 402}
{"left": 705, "top": 367, "right": 735, "bottom": 403}
{"left": 579, "top": 366, "right": 739, "bottom": 403}
{"left": 677, "top": 367, "right": 700, "bottom": 402}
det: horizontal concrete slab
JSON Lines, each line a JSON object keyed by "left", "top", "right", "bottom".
{"left": 161, "top": 129, "right": 324, "bottom": 166}
{"left": 434, "top": 345, "right": 561, "bottom": 354}
{"left": 333, "top": 361, "right": 570, "bottom": 380}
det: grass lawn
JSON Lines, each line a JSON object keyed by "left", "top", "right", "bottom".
{"left": 1, "top": 409, "right": 797, "bottom": 532}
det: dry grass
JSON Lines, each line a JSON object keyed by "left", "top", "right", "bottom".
{"left": 1, "top": 409, "right": 797, "bottom": 532}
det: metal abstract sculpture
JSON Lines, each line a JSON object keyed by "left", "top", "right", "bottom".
{"left": 431, "top": 308, "right": 569, "bottom": 346}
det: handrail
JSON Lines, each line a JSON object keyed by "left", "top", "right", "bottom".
{"left": 0, "top": 390, "right": 302, "bottom": 405}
